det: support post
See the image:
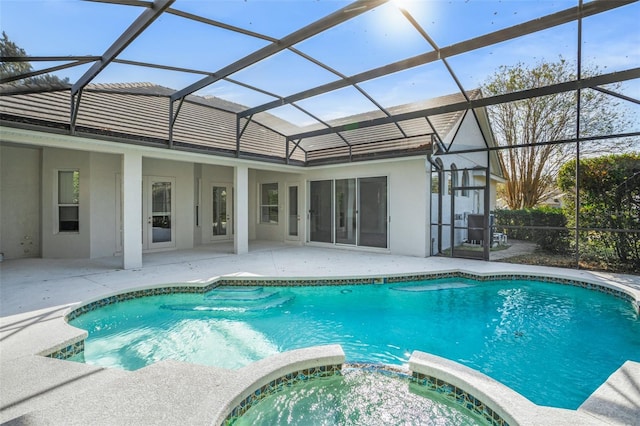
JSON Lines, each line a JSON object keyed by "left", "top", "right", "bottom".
{"left": 122, "top": 151, "right": 143, "bottom": 269}
{"left": 234, "top": 165, "right": 249, "bottom": 254}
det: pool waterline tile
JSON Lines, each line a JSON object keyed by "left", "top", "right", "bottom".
{"left": 62, "top": 271, "right": 638, "bottom": 327}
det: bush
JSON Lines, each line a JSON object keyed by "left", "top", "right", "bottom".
{"left": 495, "top": 207, "right": 570, "bottom": 254}
{"left": 558, "top": 153, "right": 640, "bottom": 270}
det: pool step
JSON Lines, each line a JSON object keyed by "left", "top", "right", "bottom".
{"left": 391, "top": 282, "right": 475, "bottom": 292}
{"left": 160, "top": 295, "right": 293, "bottom": 313}
{"left": 205, "top": 287, "right": 280, "bottom": 301}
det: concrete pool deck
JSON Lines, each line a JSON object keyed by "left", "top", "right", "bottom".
{"left": 1, "top": 242, "right": 639, "bottom": 425}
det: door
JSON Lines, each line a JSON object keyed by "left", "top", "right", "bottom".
{"left": 286, "top": 184, "right": 300, "bottom": 241}
{"left": 309, "top": 177, "right": 388, "bottom": 248}
{"left": 358, "top": 176, "right": 388, "bottom": 248}
{"left": 309, "top": 180, "right": 333, "bottom": 243}
{"left": 335, "top": 179, "right": 356, "bottom": 245}
{"left": 143, "top": 176, "right": 175, "bottom": 250}
{"left": 212, "top": 184, "right": 233, "bottom": 241}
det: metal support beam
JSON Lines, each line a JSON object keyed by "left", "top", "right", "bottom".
{"left": 399, "top": 7, "right": 469, "bottom": 102}
{"left": 70, "top": 90, "right": 83, "bottom": 135}
{"left": 0, "top": 61, "right": 90, "bottom": 84}
{"left": 238, "top": 115, "right": 253, "bottom": 141}
{"left": 71, "top": 0, "right": 174, "bottom": 95}
{"left": 592, "top": 86, "right": 640, "bottom": 105}
{"left": 289, "top": 138, "right": 304, "bottom": 160}
{"left": 239, "top": 0, "right": 633, "bottom": 118}
{"left": 287, "top": 68, "right": 640, "bottom": 141}
{"left": 170, "top": 0, "right": 388, "bottom": 102}
{"left": 290, "top": 103, "right": 352, "bottom": 148}
{"left": 168, "top": 97, "right": 184, "bottom": 149}
{"left": 424, "top": 116, "right": 444, "bottom": 151}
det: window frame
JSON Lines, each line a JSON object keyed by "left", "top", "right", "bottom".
{"left": 259, "top": 182, "right": 279, "bottom": 224}
{"left": 462, "top": 170, "right": 470, "bottom": 197}
{"left": 56, "top": 169, "right": 80, "bottom": 233}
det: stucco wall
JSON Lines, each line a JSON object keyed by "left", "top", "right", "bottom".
{"left": 0, "top": 145, "right": 41, "bottom": 259}
{"left": 89, "top": 152, "right": 120, "bottom": 258}
{"left": 41, "top": 147, "right": 91, "bottom": 258}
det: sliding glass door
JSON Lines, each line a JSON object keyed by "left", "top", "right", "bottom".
{"left": 310, "top": 180, "right": 333, "bottom": 243}
{"left": 309, "top": 176, "right": 387, "bottom": 248}
{"left": 358, "top": 176, "right": 387, "bottom": 248}
{"left": 335, "top": 179, "right": 356, "bottom": 245}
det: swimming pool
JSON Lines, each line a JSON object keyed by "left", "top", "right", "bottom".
{"left": 67, "top": 275, "right": 639, "bottom": 410}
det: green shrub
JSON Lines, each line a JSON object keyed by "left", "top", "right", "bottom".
{"left": 495, "top": 207, "right": 570, "bottom": 254}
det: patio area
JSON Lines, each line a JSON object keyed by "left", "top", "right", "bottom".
{"left": 1, "top": 244, "right": 639, "bottom": 425}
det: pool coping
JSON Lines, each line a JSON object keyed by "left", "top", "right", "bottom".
{"left": 17, "top": 268, "right": 640, "bottom": 425}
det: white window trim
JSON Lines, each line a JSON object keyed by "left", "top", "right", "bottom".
{"left": 259, "top": 182, "right": 279, "bottom": 224}
{"left": 55, "top": 168, "right": 80, "bottom": 234}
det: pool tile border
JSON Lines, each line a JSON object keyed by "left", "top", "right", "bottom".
{"left": 64, "top": 271, "right": 638, "bottom": 328}
{"left": 411, "top": 372, "right": 509, "bottom": 426}
{"left": 45, "top": 340, "right": 85, "bottom": 360}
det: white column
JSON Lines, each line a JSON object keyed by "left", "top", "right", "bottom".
{"left": 234, "top": 165, "right": 249, "bottom": 254}
{"left": 122, "top": 152, "right": 142, "bottom": 269}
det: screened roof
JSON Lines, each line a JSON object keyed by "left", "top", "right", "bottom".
{"left": 1, "top": 0, "right": 638, "bottom": 165}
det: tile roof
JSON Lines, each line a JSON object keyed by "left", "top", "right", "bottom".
{"left": 0, "top": 82, "right": 477, "bottom": 165}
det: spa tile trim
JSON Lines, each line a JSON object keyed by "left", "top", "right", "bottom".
{"left": 412, "top": 372, "right": 509, "bottom": 426}
{"left": 223, "top": 364, "right": 343, "bottom": 425}
{"left": 45, "top": 340, "right": 84, "bottom": 360}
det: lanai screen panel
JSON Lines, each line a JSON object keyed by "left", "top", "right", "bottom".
{"left": 1, "top": 0, "right": 637, "bottom": 166}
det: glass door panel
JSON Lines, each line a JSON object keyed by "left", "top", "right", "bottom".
{"left": 335, "top": 178, "right": 356, "bottom": 245}
{"left": 287, "top": 185, "right": 299, "bottom": 239}
{"left": 144, "top": 176, "right": 175, "bottom": 250}
{"left": 358, "top": 176, "right": 387, "bottom": 248}
{"left": 151, "top": 181, "right": 172, "bottom": 243}
{"left": 212, "top": 185, "right": 228, "bottom": 238}
{"left": 310, "top": 180, "right": 333, "bottom": 243}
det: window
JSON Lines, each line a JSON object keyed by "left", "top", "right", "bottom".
{"left": 260, "top": 182, "right": 278, "bottom": 223}
{"left": 58, "top": 170, "right": 79, "bottom": 232}
{"left": 462, "top": 170, "right": 470, "bottom": 197}
{"left": 449, "top": 163, "right": 458, "bottom": 195}
{"left": 431, "top": 172, "right": 440, "bottom": 194}
{"left": 431, "top": 158, "right": 443, "bottom": 194}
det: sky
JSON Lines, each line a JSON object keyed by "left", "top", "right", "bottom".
{"left": 1, "top": 0, "right": 639, "bottom": 127}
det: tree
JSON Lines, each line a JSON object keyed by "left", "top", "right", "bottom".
{"left": 558, "top": 153, "right": 640, "bottom": 268}
{"left": 482, "top": 58, "right": 633, "bottom": 209}
{"left": 0, "top": 31, "right": 32, "bottom": 78}
{"left": 0, "top": 31, "right": 69, "bottom": 87}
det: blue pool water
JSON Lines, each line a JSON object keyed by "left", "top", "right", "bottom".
{"left": 69, "top": 278, "right": 640, "bottom": 409}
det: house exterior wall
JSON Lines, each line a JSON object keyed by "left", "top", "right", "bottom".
{"left": 0, "top": 145, "right": 41, "bottom": 259}
{"left": 41, "top": 147, "right": 91, "bottom": 258}
{"left": 89, "top": 152, "right": 120, "bottom": 258}
{"left": 1, "top": 118, "right": 495, "bottom": 262}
